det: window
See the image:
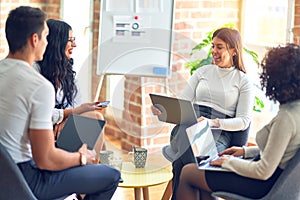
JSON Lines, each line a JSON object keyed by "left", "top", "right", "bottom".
{"left": 242, "top": 0, "right": 294, "bottom": 138}
{"left": 61, "top": 0, "right": 93, "bottom": 102}
{"left": 243, "top": 0, "right": 293, "bottom": 47}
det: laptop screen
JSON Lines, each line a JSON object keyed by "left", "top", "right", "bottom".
{"left": 186, "top": 120, "right": 218, "bottom": 161}
{"left": 186, "top": 120, "right": 230, "bottom": 171}
{"left": 149, "top": 93, "right": 197, "bottom": 126}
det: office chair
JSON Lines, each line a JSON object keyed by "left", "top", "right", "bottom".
{"left": 0, "top": 142, "right": 75, "bottom": 200}
{"left": 212, "top": 149, "right": 300, "bottom": 200}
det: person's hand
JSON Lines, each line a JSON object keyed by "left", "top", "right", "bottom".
{"left": 73, "top": 102, "right": 104, "bottom": 115}
{"left": 87, "top": 149, "right": 97, "bottom": 164}
{"left": 151, "top": 105, "right": 162, "bottom": 116}
{"left": 197, "top": 116, "right": 220, "bottom": 128}
{"left": 219, "top": 146, "right": 245, "bottom": 157}
{"left": 197, "top": 116, "right": 206, "bottom": 122}
{"left": 209, "top": 155, "right": 230, "bottom": 166}
{"left": 78, "top": 144, "right": 96, "bottom": 165}
{"left": 53, "top": 119, "right": 66, "bottom": 139}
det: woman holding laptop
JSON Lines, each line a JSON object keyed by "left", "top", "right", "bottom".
{"left": 177, "top": 43, "right": 300, "bottom": 200}
{"left": 152, "top": 27, "right": 254, "bottom": 199}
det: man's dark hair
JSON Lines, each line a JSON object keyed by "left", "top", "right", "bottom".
{"left": 5, "top": 6, "right": 47, "bottom": 54}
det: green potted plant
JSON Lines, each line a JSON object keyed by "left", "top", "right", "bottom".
{"left": 185, "top": 23, "right": 264, "bottom": 112}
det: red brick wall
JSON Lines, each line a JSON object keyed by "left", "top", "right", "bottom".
{"left": 0, "top": 0, "right": 61, "bottom": 59}
{"left": 91, "top": 0, "right": 102, "bottom": 101}
{"left": 294, "top": 0, "right": 300, "bottom": 43}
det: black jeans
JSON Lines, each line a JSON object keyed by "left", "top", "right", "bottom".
{"left": 171, "top": 105, "right": 250, "bottom": 200}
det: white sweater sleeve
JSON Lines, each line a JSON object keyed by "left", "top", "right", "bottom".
{"left": 180, "top": 70, "right": 199, "bottom": 101}
{"left": 218, "top": 76, "right": 254, "bottom": 131}
{"left": 52, "top": 108, "right": 64, "bottom": 125}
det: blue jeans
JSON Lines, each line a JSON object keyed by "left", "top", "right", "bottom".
{"left": 18, "top": 160, "right": 121, "bottom": 200}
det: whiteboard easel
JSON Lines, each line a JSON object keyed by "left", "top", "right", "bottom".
{"left": 95, "top": 0, "right": 174, "bottom": 101}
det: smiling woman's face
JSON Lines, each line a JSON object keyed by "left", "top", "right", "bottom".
{"left": 211, "top": 37, "right": 235, "bottom": 68}
{"left": 65, "top": 30, "right": 76, "bottom": 59}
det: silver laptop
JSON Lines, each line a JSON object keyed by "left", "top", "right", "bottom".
{"left": 149, "top": 93, "right": 198, "bottom": 126}
{"left": 186, "top": 119, "right": 230, "bottom": 172}
{"left": 56, "top": 114, "right": 106, "bottom": 152}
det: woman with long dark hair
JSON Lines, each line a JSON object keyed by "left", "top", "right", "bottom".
{"left": 37, "top": 19, "right": 106, "bottom": 156}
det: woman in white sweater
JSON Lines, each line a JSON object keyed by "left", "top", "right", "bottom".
{"left": 155, "top": 27, "right": 254, "bottom": 199}
{"left": 177, "top": 43, "right": 300, "bottom": 199}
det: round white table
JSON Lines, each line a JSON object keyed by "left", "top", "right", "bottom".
{"left": 118, "top": 162, "right": 173, "bottom": 200}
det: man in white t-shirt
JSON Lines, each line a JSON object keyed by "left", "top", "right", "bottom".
{"left": 0, "top": 6, "right": 120, "bottom": 200}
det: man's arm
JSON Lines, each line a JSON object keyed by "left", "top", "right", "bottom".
{"left": 30, "top": 128, "right": 81, "bottom": 170}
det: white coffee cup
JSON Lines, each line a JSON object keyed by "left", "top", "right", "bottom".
{"left": 109, "top": 156, "right": 122, "bottom": 171}
{"left": 100, "top": 150, "right": 113, "bottom": 164}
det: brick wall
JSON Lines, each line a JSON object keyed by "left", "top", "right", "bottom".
{"left": 91, "top": 0, "right": 102, "bottom": 101}
{"left": 294, "top": 0, "right": 300, "bottom": 43}
{"left": 0, "top": 0, "right": 61, "bottom": 59}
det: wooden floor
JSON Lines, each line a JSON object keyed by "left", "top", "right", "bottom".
{"left": 105, "top": 135, "right": 171, "bottom": 200}
{"left": 111, "top": 182, "right": 169, "bottom": 200}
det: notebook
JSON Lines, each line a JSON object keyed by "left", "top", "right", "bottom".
{"left": 149, "top": 93, "right": 198, "bottom": 126}
{"left": 56, "top": 114, "right": 106, "bottom": 152}
{"left": 186, "top": 119, "right": 230, "bottom": 172}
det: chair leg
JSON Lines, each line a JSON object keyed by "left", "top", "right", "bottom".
{"left": 162, "top": 180, "right": 172, "bottom": 200}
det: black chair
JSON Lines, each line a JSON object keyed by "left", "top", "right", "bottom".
{"left": 0, "top": 142, "right": 75, "bottom": 200}
{"left": 212, "top": 149, "right": 300, "bottom": 200}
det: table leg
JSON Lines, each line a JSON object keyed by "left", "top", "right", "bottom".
{"left": 142, "top": 187, "right": 149, "bottom": 200}
{"left": 134, "top": 188, "right": 142, "bottom": 200}
{"left": 162, "top": 180, "right": 172, "bottom": 200}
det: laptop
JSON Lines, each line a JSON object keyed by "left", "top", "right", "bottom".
{"left": 56, "top": 114, "right": 106, "bottom": 152}
{"left": 149, "top": 93, "right": 198, "bottom": 126}
{"left": 186, "top": 119, "right": 230, "bottom": 172}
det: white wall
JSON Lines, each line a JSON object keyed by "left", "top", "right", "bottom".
{"left": 61, "top": 0, "right": 93, "bottom": 103}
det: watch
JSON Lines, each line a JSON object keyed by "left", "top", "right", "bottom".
{"left": 80, "top": 152, "right": 87, "bottom": 166}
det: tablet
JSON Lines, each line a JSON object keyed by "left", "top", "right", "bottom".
{"left": 56, "top": 114, "right": 106, "bottom": 152}
{"left": 149, "top": 93, "right": 198, "bottom": 126}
